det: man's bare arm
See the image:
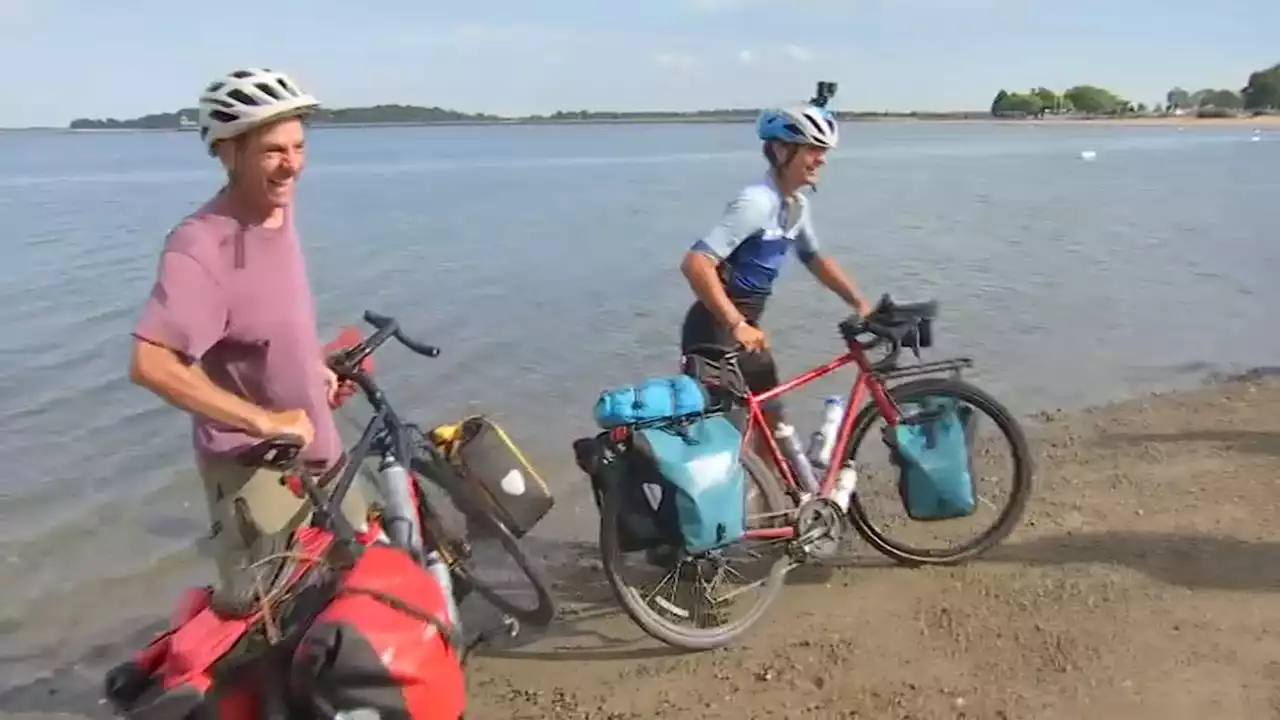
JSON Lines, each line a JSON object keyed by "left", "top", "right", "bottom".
{"left": 681, "top": 251, "right": 747, "bottom": 330}
{"left": 129, "top": 339, "right": 274, "bottom": 436}
{"left": 805, "top": 255, "right": 873, "bottom": 314}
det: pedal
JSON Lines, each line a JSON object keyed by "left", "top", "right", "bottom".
{"left": 501, "top": 614, "right": 520, "bottom": 638}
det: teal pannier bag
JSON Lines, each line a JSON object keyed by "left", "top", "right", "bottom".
{"left": 631, "top": 415, "right": 747, "bottom": 553}
{"left": 889, "top": 396, "right": 979, "bottom": 521}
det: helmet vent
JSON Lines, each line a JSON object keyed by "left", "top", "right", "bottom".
{"left": 226, "top": 88, "right": 261, "bottom": 106}
{"left": 254, "top": 81, "right": 286, "bottom": 102}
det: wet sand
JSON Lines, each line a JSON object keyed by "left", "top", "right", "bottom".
{"left": 3, "top": 375, "right": 1279, "bottom": 719}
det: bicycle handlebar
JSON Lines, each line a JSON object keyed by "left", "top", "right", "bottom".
{"left": 684, "top": 294, "right": 939, "bottom": 376}
{"left": 360, "top": 310, "right": 441, "bottom": 359}
{"left": 838, "top": 294, "right": 937, "bottom": 366}
{"left": 327, "top": 310, "right": 440, "bottom": 381}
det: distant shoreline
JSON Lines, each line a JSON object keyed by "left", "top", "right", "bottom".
{"left": 12, "top": 113, "right": 1278, "bottom": 134}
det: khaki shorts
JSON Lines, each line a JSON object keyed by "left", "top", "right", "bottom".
{"left": 197, "top": 453, "right": 371, "bottom": 603}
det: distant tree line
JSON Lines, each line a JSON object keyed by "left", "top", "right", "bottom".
{"left": 991, "top": 61, "right": 1280, "bottom": 119}
{"left": 68, "top": 105, "right": 994, "bottom": 130}
{"left": 68, "top": 104, "right": 504, "bottom": 130}
{"left": 1165, "top": 63, "right": 1280, "bottom": 116}
{"left": 990, "top": 86, "right": 1132, "bottom": 117}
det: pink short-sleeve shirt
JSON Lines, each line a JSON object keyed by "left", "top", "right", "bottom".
{"left": 133, "top": 193, "right": 340, "bottom": 467}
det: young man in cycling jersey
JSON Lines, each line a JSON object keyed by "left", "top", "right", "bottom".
{"left": 680, "top": 104, "right": 873, "bottom": 437}
{"left": 129, "top": 68, "right": 369, "bottom": 611}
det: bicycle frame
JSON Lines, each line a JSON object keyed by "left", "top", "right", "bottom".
{"left": 739, "top": 345, "right": 972, "bottom": 541}
{"left": 323, "top": 367, "right": 466, "bottom": 562}
{"left": 325, "top": 389, "right": 416, "bottom": 537}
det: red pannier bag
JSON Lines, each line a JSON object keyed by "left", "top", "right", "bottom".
{"left": 104, "top": 526, "right": 337, "bottom": 719}
{"left": 290, "top": 542, "right": 466, "bottom": 720}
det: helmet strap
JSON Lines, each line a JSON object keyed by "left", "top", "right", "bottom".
{"left": 766, "top": 142, "right": 809, "bottom": 195}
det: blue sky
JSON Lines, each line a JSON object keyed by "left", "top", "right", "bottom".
{"left": 0, "top": 0, "right": 1274, "bottom": 127}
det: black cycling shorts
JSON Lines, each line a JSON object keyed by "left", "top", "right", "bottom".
{"left": 680, "top": 299, "right": 779, "bottom": 396}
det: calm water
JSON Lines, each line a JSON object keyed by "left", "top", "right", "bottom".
{"left": 0, "top": 121, "right": 1277, "bottom": 688}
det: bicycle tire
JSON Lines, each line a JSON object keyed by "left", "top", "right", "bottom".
{"left": 410, "top": 460, "right": 557, "bottom": 628}
{"left": 599, "top": 447, "right": 790, "bottom": 651}
{"left": 843, "top": 376, "right": 1034, "bottom": 566}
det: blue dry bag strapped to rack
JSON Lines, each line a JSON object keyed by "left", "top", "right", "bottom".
{"left": 594, "top": 375, "right": 709, "bottom": 429}
{"left": 630, "top": 415, "right": 748, "bottom": 554}
{"left": 888, "top": 396, "right": 979, "bottom": 521}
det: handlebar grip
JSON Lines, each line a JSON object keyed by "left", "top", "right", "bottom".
{"left": 358, "top": 309, "right": 442, "bottom": 358}
{"left": 363, "top": 310, "right": 397, "bottom": 331}
{"left": 399, "top": 336, "right": 441, "bottom": 358}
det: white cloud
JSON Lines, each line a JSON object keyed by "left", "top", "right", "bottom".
{"left": 653, "top": 52, "right": 698, "bottom": 70}
{"left": 783, "top": 44, "right": 815, "bottom": 63}
{"left": 734, "top": 45, "right": 817, "bottom": 64}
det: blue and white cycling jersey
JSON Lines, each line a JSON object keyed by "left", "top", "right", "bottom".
{"left": 690, "top": 174, "right": 821, "bottom": 299}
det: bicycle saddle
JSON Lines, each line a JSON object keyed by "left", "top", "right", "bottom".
{"left": 235, "top": 435, "right": 306, "bottom": 470}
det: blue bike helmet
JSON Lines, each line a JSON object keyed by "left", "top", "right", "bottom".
{"left": 756, "top": 105, "right": 839, "bottom": 148}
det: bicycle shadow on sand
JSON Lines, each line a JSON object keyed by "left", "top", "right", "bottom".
{"left": 472, "top": 537, "right": 695, "bottom": 663}
{"left": 990, "top": 531, "right": 1280, "bottom": 592}
{"left": 474, "top": 536, "right": 881, "bottom": 663}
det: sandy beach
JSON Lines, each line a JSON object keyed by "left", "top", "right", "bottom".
{"left": 0, "top": 374, "right": 1278, "bottom": 718}
{"left": 466, "top": 374, "right": 1280, "bottom": 720}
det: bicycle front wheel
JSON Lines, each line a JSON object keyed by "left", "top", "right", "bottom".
{"left": 411, "top": 460, "right": 556, "bottom": 628}
{"left": 843, "top": 376, "right": 1035, "bottom": 566}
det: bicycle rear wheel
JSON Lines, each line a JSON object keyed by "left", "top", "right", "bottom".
{"left": 599, "top": 448, "right": 790, "bottom": 651}
{"left": 410, "top": 460, "right": 556, "bottom": 627}
{"left": 843, "top": 376, "right": 1034, "bottom": 565}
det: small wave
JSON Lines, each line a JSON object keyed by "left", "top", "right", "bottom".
{"left": 0, "top": 169, "right": 208, "bottom": 188}
{"left": 307, "top": 149, "right": 759, "bottom": 178}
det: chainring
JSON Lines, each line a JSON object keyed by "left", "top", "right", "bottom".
{"left": 792, "top": 497, "right": 847, "bottom": 560}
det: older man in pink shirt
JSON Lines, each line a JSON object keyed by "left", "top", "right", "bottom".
{"left": 130, "top": 68, "right": 367, "bottom": 612}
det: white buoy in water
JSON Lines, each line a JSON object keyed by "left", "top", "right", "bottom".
{"left": 1080, "top": 150, "right": 1097, "bottom": 160}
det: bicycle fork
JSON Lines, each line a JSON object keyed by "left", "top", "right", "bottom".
{"left": 375, "top": 452, "right": 462, "bottom": 628}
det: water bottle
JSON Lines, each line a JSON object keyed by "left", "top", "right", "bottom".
{"left": 377, "top": 457, "right": 423, "bottom": 552}
{"left": 774, "top": 422, "right": 820, "bottom": 495}
{"left": 806, "top": 396, "right": 846, "bottom": 469}
{"left": 832, "top": 464, "right": 859, "bottom": 512}
{"left": 424, "top": 550, "right": 462, "bottom": 629}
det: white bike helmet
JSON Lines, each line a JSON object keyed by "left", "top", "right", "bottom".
{"left": 198, "top": 68, "right": 320, "bottom": 155}
{"left": 756, "top": 105, "right": 839, "bottom": 149}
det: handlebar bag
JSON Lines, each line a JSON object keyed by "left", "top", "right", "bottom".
{"left": 431, "top": 416, "right": 555, "bottom": 538}
{"left": 885, "top": 396, "right": 979, "bottom": 521}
